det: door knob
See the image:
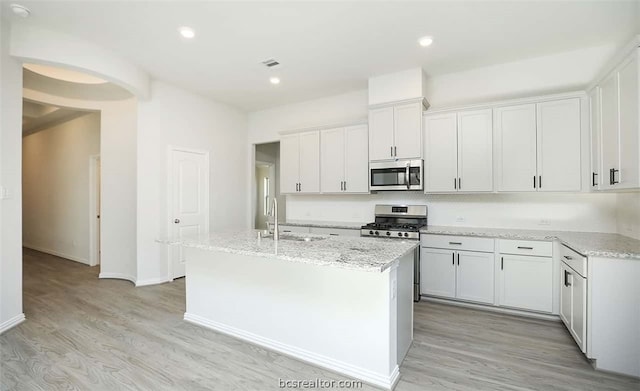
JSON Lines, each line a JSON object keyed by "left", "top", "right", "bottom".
{"left": 174, "top": 219, "right": 180, "bottom": 224}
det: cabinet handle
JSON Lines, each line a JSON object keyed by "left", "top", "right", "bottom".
{"left": 458, "top": 178, "right": 461, "bottom": 190}
{"left": 457, "top": 253, "right": 460, "bottom": 265}
{"left": 610, "top": 168, "right": 619, "bottom": 185}
{"left": 533, "top": 176, "right": 536, "bottom": 189}
{"left": 299, "top": 183, "right": 302, "bottom": 192}
{"left": 344, "top": 181, "right": 347, "bottom": 191}
{"left": 501, "top": 257, "right": 504, "bottom": 270}
{"left": 454, "top": 178, "right": 457, "bottom": 190}
{"left": 452, "top": 252, "right": 455, "bottom": 265}
{"left": 563, "top": 255, "right": 573, "bottom": 260}
{"left": 517, "top": 246, "right": 534, "bottom": 250}
{"left": 539, "top": 175, "right": 542, "bottom": 189}
{"left": 329, "top": 233, "right": 339, "bottom": 236}
{"left": 449, "top": 242, "right": 462, "bottom": 245}
{"left": 394, "top": 146, "right": 397, "bottom": 157}
{"left": 341, "top": 181, "right": 344, "bottom": 191}
{"left": 390, "top": 146, "right": 393, "bottom": 157}
{"left": 592, "top": 172, "right": 598, "bottom": 187}
{"left": 564, "top": 270, "right": 572, "bottom": 287}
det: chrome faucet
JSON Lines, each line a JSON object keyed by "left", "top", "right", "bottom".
{"left": 269, "top": 197, "right": 279, "bottom": 241}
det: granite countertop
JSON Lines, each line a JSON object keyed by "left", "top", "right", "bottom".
{"left": 420, "top": 226, "right": 640, "bottom": 260}
{"left": 160, "top": 230, "right": 417, "bottom": 272}
{"left": 278, "top": 220, "right": 364, "bottom": 230}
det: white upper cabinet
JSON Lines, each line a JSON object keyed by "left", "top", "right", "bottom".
{"left": 496, "top": 99, "right": 582, "bottom": 192}
{"left": 320, "top": 124, "right": 369, "bottom": 193}
{"left": 424, "top": 113, "right": 458, "bottom": 192}
{"left": 536, "top": 98, "right": 581, "bottom": 192}
{"left": 495, "top": 104, "right": 538, "bottom": 191}
{"left": 369, "top": 100, "right": 423, "bottom": 161}
{"left": 457, "top": 109, "right": 493, "bottom": 192}
{"left": 393, "top": 102, "right": 423, "bottom": 160}
{"left": 280, "top": 131, "right": 320, "bottom": 194}
{"left": 589, "top": 87, "right": 601, "bottom": 189}
{"left": 594, "top": 49, "right": 640, "bottom": 190}
{"left": 424, "top": 109, "right": 493, "bottom": 193}
{"left": 369, "top": 106, "right": 395, "bottom": 161}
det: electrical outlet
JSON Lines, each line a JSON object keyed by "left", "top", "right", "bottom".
{"left": 455, "top": 216, "right": 465, "bottom": 223}
{"left": 538, "top": 219, "right": 550, "bottom": 226}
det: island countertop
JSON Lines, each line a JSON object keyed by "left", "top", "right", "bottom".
{"left": 162, "top": 230, "right": 418, "bottom": 272}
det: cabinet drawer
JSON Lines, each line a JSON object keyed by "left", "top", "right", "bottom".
{"left": 560, "top": 244, "right": 587, "bottom": 277}
{"left": 421, "top": 234, "right": 494, "bottom": 253}
{"left": 309, "top": 227, "right": 360, "bottom": 237}
{"left": 498, "top": 239, "right": 552, "bottom": 257}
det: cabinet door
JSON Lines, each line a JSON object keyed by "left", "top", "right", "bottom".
{"left": 369, "top": 107, "right": 395, "bottom": 161}
{"left": 456, "top": 250, "right": 495, "bottom": 304}
{"left": 499, "top": 254, "right": 553, "bottom": 313}
{"left": 600, "top": 71, "right": 619, "bottom": 190}
{"left": 280, "top": 134, "right": 299, "bottom": 194}
{"left": 298, "top": 131, "right": 320, "bottom": 193}
{"left": 424, "top": 113, "right": 457, "bottom": 192}
{"left": 394, "top": 102, "right": 423, "bottom": 159}
{"left": 618, "top": 54, "right": 639, "bottom": 189}
{"left": 536, "top": 99, "right": 582, "bottom": 192}
{"left": 458, "top": 109, "right": 493, "bottom": 192}
{"left": 495, "top": 104, "right": 538, "bottom": 191}
{"left": 320, "top": 127, "right": 345, "bottom": 193}
{"left": 344, "top": 124, "right": 369, "bottom": 193}
{"left": 589, "top": 87, "right": 601, "bottom": 189}
{"left": 420, "top": 248, "right": 456, "bottom": 299}
{"left": 559, "top": 262, "right": 572, "bottom": 327}
{"left": 571, "top": 273, "right": 587, "bottom": 353}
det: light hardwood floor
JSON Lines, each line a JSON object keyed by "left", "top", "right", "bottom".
{"left": 1, "top": 249, "right": 639, "bottom": 390}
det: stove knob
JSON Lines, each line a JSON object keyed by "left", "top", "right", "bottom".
{"left": 404, "top": 232, "right": 409, "bottom": 237}
{"left": 369, "top": 230, "right": 374, "bottom": 235}
{"left": 374, "top": 231, "right": 379, "bottom": 236}
{"left": 386, "top": 232, "right": 391, "bottom": 236}
{"left": 398, "top": 232, "right": 403, "bottom": 237}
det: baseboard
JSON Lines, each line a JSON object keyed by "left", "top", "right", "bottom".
{"left": 421, "top": 296, "right": 561, "bottom": 322}
{"left": 0, "top": 313, "right": 25, "bottom": 334}
{"left": 98, "top": 272, "right": 136, "bottom": 285}
{"left": 135, "top": 277, "right": 171, "bottom": 287}
{"left": 184, "top": 312, "right": 399, "bottom": 390}
{"left": 23, "top": 244, "right": 89, "bottom": 266}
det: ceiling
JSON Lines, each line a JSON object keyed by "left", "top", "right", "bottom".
{"left": 22, "top": 99, "right": 89, "bottom": 136}
{"left": 7, "top": 1, "right": 640, "bottom": 111}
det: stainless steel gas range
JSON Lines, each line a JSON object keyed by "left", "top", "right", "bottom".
{"left": 361, "top": 204, "right": 428, "bottom": 302}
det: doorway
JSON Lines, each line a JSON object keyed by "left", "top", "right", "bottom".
{"left": 89, "top": 155, "right": 101, "bottom": 266}
{"left": 168, "top": 147, "right": 210, "bottom": 280}
{"left": 254, "top": 142, "right": 285, "bottom": 229}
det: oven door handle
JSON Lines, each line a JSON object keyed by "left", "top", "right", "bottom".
{"left": 405, "top": 162, "right": 411, "bottom": 190}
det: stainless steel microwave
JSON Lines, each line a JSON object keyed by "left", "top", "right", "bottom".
{"left": 370, "top": 159, "right": 423, "bottom": 191}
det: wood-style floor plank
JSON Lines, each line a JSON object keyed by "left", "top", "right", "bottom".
{"left": 1, "top": 249, "right": 639, "bottom": 390}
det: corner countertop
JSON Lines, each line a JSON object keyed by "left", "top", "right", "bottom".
{"left": 160, "top": 230, "right": 417, "bottom": 272}
{"left": 278, "top": 220, "right": 364, "bottom": 230}
{"left": 420, "top": 226, "right": 640, "bottom": 260}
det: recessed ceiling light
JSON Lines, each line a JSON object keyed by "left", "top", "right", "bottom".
{"left": 418, "top": 36, "right": 433, "bottom": 47}
{"left": 10, "top": 4, "right": 31, "bottom": 18}
{"left": 178, "top": 26, "right": 195, "bottom": 39}
{"left": 269, "top": 77, "right": 280, "bottom": 85}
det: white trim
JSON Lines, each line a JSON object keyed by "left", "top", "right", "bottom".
{"left": 423, "top": 90, "right": 588, "bottom": 115}
{"left": 167, "top": 146, "right": 210, "bottom": 281}
{"left": 23, "top": 244, "right": 90, "bottom": 265}
{"left": 368, "top": 96, "right": 430, "bottom": 111}
{"left": 184, "top": 312, "right": 400, "bottom": 390}
{"left": 135, "top": 277, "right": 171, "bottom": 287}
{"left": 421, "top": 296, "right": 561, "bottom": 322}
{"left": 98, "top": 272, "right": 136, "bottom": 285}
{"left": 0, "top": 314, "right": 25, "bottom": 334}
{"left": 88, "top": 154, "right": 101, "bottom": 267}
{"left": 278, "top": 118, "right": 368, "bottom": 136}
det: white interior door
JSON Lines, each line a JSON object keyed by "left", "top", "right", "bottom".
{"left": 170, "top": 148, "right": 209, "bottom": 280}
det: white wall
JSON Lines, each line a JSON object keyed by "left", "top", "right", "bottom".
{"left": 136, "top": 80, "right": 248, "bottom": 285}
{"left": 23, "top": 88, "right": 139, "bottom": 284}
{"left": 247, "top": 45, "right": 622, "bottom": 233}
{"left": 0, "top": 8, "right": 25, "bottom": 331}
{"left": 22, "top": 113, "right": 100, "bottom": 264}
{"left": 617, "top": 192, "right": 640, "bottom": 240}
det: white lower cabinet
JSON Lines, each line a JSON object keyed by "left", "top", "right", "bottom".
{"left": 421, "top": 246, "right": 494, "bottom": 305}
{"left": 560, "top": 261, "right": 587, "bottom": 353}
{"left": 499, "top": 254, "right": 553, "bottom": 313}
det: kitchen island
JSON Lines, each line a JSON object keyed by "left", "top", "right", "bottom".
{"left": 168, "top": 230, "right": 418, "bottom": 389}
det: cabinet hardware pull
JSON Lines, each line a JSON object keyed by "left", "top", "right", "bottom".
{"left": 299, "top": 183, "right": 302, "bottom": 192}
{"left": 454, "top": 178, "right": 457, "bottom": 190}
{"left": 452, "top": 252, "right": 455, "bottom": 265}
{"left": 501, "top": 257, "right": 504, "bottom": 270}
{"left": 449, "top": 242, "right": 462, "bottom": 245}
{"left": 390, "top": 146, "right": 393, "bottom": 157}
{"left": 329, "top": 233, "right": 339, "bottom": 236}
{"left": 592, "top": 172, "right": 598, "bottom": 187}
{"left": 517, "top": 246, "right": 534, "bottom": 250}
{"left": 344, "top": 181, "right": 346, "bottom": 191}
{"left": 564, "top": 270, "right": 572, "bottom": 287}
{"left": 457, "top": 253, "right": 460, "bottom": 265}
{"left": 533, "top": 176, "right": 536, "bottom": 189}
{"left": 610, "top": 168, "right": 619, "bottom": 185}
{"left": 458, "top": 178, "right": 461, "bottom": 190}
{"left": 563, "top": 255, "right": 573, "bottom": 260}
{"left": 539, "top": 175, "right": 542, "bottom": 189}
{"left": 394, "top": 146, "right": 397, "bottom": 156}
